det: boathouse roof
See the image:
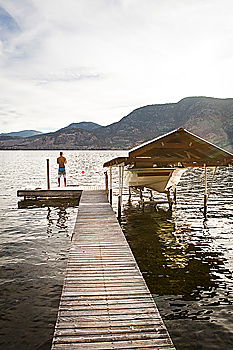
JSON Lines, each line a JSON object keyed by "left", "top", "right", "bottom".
{"left": 104, "top": 128, "right": 233, "bottom": 167}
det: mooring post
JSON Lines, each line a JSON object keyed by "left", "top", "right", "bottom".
{"left": 129, "top": 186, "right": 132, "bottom": 202}
{"left": 166, "top": 190, "right": 173, "bottom": 210}
{"left": 109, "top": 167, "right": 113, "bottom": 206}
{"left": 117, "top": 166, "right": 121, "bottom": 219}
{"left": 117, "top": 195, "right": 121, "bottom": 219}
{"left": 46, "top": 159, "right": 50, "bottom": 190}
{"left": 139, "top": 189, "right": 143, "bottom": 200}
{"left": 149, "top": 190, "right": 153, "bottom": 201}
{"left": 139, "top": 189, "right": 144, "bottom": 210}
{"left": 204, "top": 164, "right": 208, "bottom": 218}
{"left": 173, "top": 187, "right": 177, "bottom": 204}
{"left": 105, "top": 171, "right": 109, "bottom": 195}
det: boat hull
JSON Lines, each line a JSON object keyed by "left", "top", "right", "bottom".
{"left": 126, "top": 168, "right": 186, "bottom": 193}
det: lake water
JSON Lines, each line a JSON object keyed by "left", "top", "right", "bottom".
{"left": 0, "top": 150, "right": 233, "bottom": 350}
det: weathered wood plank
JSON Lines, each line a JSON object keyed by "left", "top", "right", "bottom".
{"left": 52, "top": 338, "right": 175, "bottom": 349}
{"left": 51, "top": 190, "right": 175, "bottom": 350}
{"left": 56, "top": 320, "right": 166, "bottom": 328}
{"left": 60, "top": 298, "right": 154, "bottom": 304}
{"left": 55, "top": 325, "right": 166, "bottom": 336}
{"left": 53, "top": 333, "right": 173, "bottom": 344}
{"left": 58, "top": 307, "right": 160, "bottom": 316}
{"left": 62, "top": 291, "right": 151, "bottom": 296}
{"left": 60, "top": 296, "right": 155, "bottom": 303}
{"left": 59, "top": 303, "right": 157, "bottom": 310}
{"left": 17, "top": 189, "right": 82, "bottom": 198}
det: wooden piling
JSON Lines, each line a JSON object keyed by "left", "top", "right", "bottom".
{"left": 128, "top": 186, "right": 132, "bottom": 201}
{"left": 117, "top": 195, "right": 122, "bottom": 220}
{"left": 117, "top": 166, "right": 124, "bottom": 219}
{"left": 173, "top": 187, "right": 177, "bottom": 204}
{"left": 109, "top": 167, "right": 113, "bottom": 206}
{"left": 47, "top": 159, "right": 50, "bottom": 190}
{"left": 204, "top": 164, "right": 208, "bottom": 218}
{"left": 104, "top": 171, "right": 108, "bottom": 194}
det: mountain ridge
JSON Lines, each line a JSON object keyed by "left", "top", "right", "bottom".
{"left": 57, "top": 121, "right": 102, "bottom": 132}
{"left": 0, "top": 130, "right": 43, "bottom": 138}
{"left": 0, "top": 96, "right": 233, "bottom": 151}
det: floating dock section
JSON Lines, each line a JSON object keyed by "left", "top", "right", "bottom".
{"left": 17, "top": 189, "right": 82, "bottom": 199}
{"left": 51, "top": 190, "right": 175, "bottom": 349}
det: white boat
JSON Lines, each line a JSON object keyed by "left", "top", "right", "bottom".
{"left": 126, "top": 167, "right": 186, "bottom": 193}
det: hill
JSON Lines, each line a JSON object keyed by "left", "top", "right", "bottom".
{"left": 0, "top": 130, "right": 42, "bottom": 138}
{"left": 0, "top": 97, "right": 232, "bottom": 150}
{"left": 58, "top": 122, "right": 102, "bottom": 132}
{"left": 94, "top": 97, "right": 233, "bottom": 150}
{"left": 0, "top": 128, "right": 105, "bottom": 150}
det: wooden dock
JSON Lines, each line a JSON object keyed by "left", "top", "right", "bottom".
{"left": 17, "top": 186, "right": 104, "bottom": 200}
{"left": 51, "top": 190, "right": 176, "bottom": 350}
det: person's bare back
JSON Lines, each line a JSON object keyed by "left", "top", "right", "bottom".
{"left": 57, "top": 151, "right": 67, "bottom": 186}
{"left": 57, "top": 155, "right": 67, "bottom": 168}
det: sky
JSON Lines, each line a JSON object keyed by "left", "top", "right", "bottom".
{"left": 0, "top": 0, "right": 233, "bottom": 133}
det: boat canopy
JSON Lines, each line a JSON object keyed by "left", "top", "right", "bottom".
{"left": 104, "top": 128, "right": 233, "bottom": 168}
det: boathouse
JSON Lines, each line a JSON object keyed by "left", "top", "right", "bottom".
{"left": 103, "top": 128, "right": 233, "bottom": 218}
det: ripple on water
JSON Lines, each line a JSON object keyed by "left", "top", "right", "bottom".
{"left": 0, "top": 151, "right": 233, "bottom": 350}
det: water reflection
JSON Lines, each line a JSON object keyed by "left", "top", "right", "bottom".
{"left": 121, "top": 204, "right": 229, "bottom": 300}
{"left": 121, "top": 197, "right": 233, "bottom": 349}
{"left": 18, "top": 199, "right": 79, "bottom": 238}
{"left": 47, "top": 206, "right": 69, "bottom": 237}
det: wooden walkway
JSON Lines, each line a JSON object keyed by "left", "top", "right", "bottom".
{"left": 51, "top": 190, "right": 176, "bottom": 350}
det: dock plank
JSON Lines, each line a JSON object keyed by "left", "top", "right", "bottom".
{"left": 51, "top": 190, "right": 175, "bottom": 349}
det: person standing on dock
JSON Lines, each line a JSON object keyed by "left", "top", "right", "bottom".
{"left": 57, "top": 152, "right": 67, "bottom": 187}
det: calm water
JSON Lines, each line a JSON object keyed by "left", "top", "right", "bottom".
{"left": 0, "top": 150, "right": 233, "bottom": 350}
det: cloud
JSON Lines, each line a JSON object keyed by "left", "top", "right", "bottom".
{"left": 13, "top": 68, "right": 102, "bottom": 85}
{"left": 0, "top": 0, "right": 233, "bottom": 132}
{"left": 0, "top": 6, "right": 20, "bottom": 37}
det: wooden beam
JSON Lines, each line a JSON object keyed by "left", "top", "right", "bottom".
{"left": 146, "top": 142, "right": 193, "bottom": 149}
{"left": 17, "top": 189, "right": 82, "bottom": 198}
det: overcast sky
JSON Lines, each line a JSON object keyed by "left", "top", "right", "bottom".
{"left": 0, "top": 0, "right": 233, "bottom": 132}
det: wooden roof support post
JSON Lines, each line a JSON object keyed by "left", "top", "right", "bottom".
{"left": 208, "top": 166, "right": 218, "bottom": 196}
{"left": 109, "top": 166, "right": 113, "bottom": 206}
{"left": 117, "top": 165, "right": 124, "bottom": 220}
{"left": 204, "top": 163, "right": 208, "bottom": 219}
